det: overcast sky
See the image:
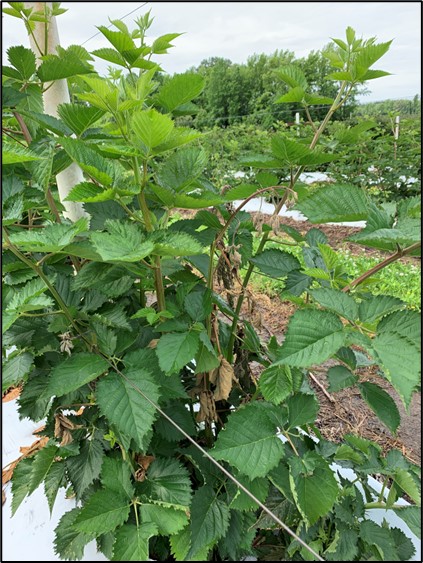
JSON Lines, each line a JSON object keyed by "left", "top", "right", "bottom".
{"left": 2, "top": 2, "right": 421, "bottom": 102}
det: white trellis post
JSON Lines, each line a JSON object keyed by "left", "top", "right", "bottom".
{"left": 393, "top": 115, "right": 400, "bottom": 160}
{"left": 295, "top": 111, "right": 300, "bottom": 137}
{"left": 24, "top": 2, "right": 88, "bottom": 222}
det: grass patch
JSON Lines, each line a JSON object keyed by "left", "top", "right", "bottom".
{"left": 246, "top": 240, "right": 421, "bottom": 309}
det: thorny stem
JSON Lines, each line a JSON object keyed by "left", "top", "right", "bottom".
{"left": 342, "top": 242, "right": 421, "bottom": 292}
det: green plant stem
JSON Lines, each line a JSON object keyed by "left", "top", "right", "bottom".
{"left": 225, "top": 190, "right": 289, "bottom": 362}
{"left": 342, "top": 242, "right": 421, "bottom": 292}
{"left": 364, "top": 501, "right": 409, "bottom": 510}
{"left": 133, "top": 157, "right": 166, "bottom": 311}
{"left": 133, "top": 501, "right": 140, "bottom": 528}
{"left": 21, "top": 310, "right": 65, "bottom": 317}
{"left": 377, "top": 476, "right": 390, "bottom": 503}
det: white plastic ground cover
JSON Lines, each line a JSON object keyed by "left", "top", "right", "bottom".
{"left": 2, "top": 399, "right": 421, "bottom": 561}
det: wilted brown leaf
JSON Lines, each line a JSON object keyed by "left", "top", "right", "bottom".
{"left": 196, "top": 390, "right": 218, "bottom": 423}
{"left": 54, "top": 414, "right": 82, "bottom": 446}
{"left": 134, "top": 454, "right": 155, "bottom": 482}
{"left": 213, "top": 357, "right": 238, "bottom": 402}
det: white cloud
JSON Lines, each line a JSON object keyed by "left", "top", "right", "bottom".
{"left": 2, "top": 1, "right": 420, "bottom": 101}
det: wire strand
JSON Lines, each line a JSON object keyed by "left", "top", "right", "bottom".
{"left": 104, "top": 357, "right": 325, "bottom": 561}
{"left": 81, "top": 2, "right": 149, "bottom": 46}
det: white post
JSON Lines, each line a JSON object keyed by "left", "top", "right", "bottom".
{"left": 295, "top": 112, "right": 300, "bottom": 137}
{"left": 394, "top": 115, "right": 400, "bottom": 140}
{"left": 393, "top": 115, "right": 400, "bottom": 160}
{"left": 24, "top": 2, "right": 88, "bottom": 222}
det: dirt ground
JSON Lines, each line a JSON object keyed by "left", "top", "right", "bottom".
{"left": 245, "top": 290, "right": 421, "bottom": 467}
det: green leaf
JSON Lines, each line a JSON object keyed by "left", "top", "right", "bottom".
{"left": 393, "top": 469, "right": 421, "bottom": 505}
{"left": 327, "top": 365, "right": 358, "bottom": 392}
{"left": 250, "top": 249, "right": 301, "bottom": 278}
{"left": 359, "top": 520, "right": 398, "bottom": 560}
{"left": 286, "top": 393, "right": 319, "bottom": 428}
{"left": 59, "top": 137, "right": 122, "bottom": 185}
{"left": 28, "top": 445, "right": 59, "bottom": 494}
{"left": 296, "top": 184, "right": 369, "bottom": 223}
{"left": 37, "top": 51, "right": 92, "bottom": 81}
{"left": 354, "top": 41, "right": 392, "bottom": 80}
{"left": 57, "top": 103, "right": 105, "bottom": 136}
{"left": 188, "top": 485, "right": 230, "bottom": 557}
{"left": 156, "top": 72, "right": 204, "bottom": 111}
{"left": 73, "top": 490, "right": 130, "bottom": 535}
{"left": 140, "top": 457, "right": 192, "bottom": 507}
{"left": 112, "top": 523, "right": 158, "bottom": 561}
{"left": 211, "top": 402, "right": 285, "bottom": 479}
{"left": 65, "top": 182, "right": 116, "bottom": 203}
{"left": 275, "top": 309, "right": 345, "bottom": 367}
{"left": 170, "top": 526, "right": 209, "bottom": 561}
{"left": 91, "top": 47, "right": 126, "bottom": 66}
{"left": 288, "top": 452, "right": 339, "bottom": 525}
{"left": 44, "top": 461, "right": 66, "bottom": 514}
{"left": 2, "top": 142, "right": 43, "bottom": 164}
{"left": 276, "top": 86, "right": 305, "bottom": 103}
{"left": 283, "top": 271, "right": 311, "bottom": 296}
{"left": 259, "top": 364, "right": 293, "bottom": 404}
{"left": 373, "top": 311, "right": 421, "bottom": 407}
{"left": 2, "top": 351, "right": 34, "bottom": 393}
{"left": 155, "top": 401, "right": 197, "bottom": 442}
{"left": 184, "top": 289, "right": 212, "bottom": 321}
{"left": 275, "top": 65, "right": 308, "bottom": 89}
{"left": 131, "top": 109, "right": 174, "bottom": 151}
{"left": 7, "top": 45, "right": 36, "bottom": 80}
{"left": 140, "top": 504, "right": 188, "bottom": 535}
{"left": 324, "top": 528, "right": 359, "bottom": 561}
{"left": 310, "top": 288, "right": 358, "bottom": 321}
{"left": 156, "top": 331, "right": 201, "bottom": 375}
{"left": 391, "top": 527, "right": 416, "bottom": 561}
{"left": 229, "top": 474, "right": 269, "bottom": 511}
{"left": 8, "top": 217, "right": 89, "bottom": 253}
{"left": 358, "top": 382, "right": 400, "bottom": 434}
{"left": 101, "top": 456, "right": 134, "bottom": 500}
{"left": 157, "top": 148, "right": 207, "bottom": 192}
{"left": 194, "top": 331, "right": 220, "bottom": 374}
{"left": 54, "top": 508, "right": 96, "bottom": 561}
{"left": 152, "top": 232, "right": 204, "bottom": 257}
{"left": 11, "top": 457, "right": 34, "bottom": 515}
{"left": 47, "top": 353, "right": 108, "bottom": 397}
{"left": 358, "top": 295, "right": 405, "bottom": 324}
{"left": 91, "top": 220, "right": 155, "bottom": 262}
{"left": 152, "top": 32, "right": 182, "bottom": 54}
{"left": 393, "top": 506, "right": 421, "bottom": 539}
{"left": 66, "top": 439, "right": 105, "bottom": 500}
{"left": 97, "top": 368, "right": 160, "bottom": 450}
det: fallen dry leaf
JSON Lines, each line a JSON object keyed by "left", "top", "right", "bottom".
{"left": 2, "top": 386, "right": 21, "bottom": 403}
{"left": 2, "top": 435, "right": 49, "bottom": 486}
